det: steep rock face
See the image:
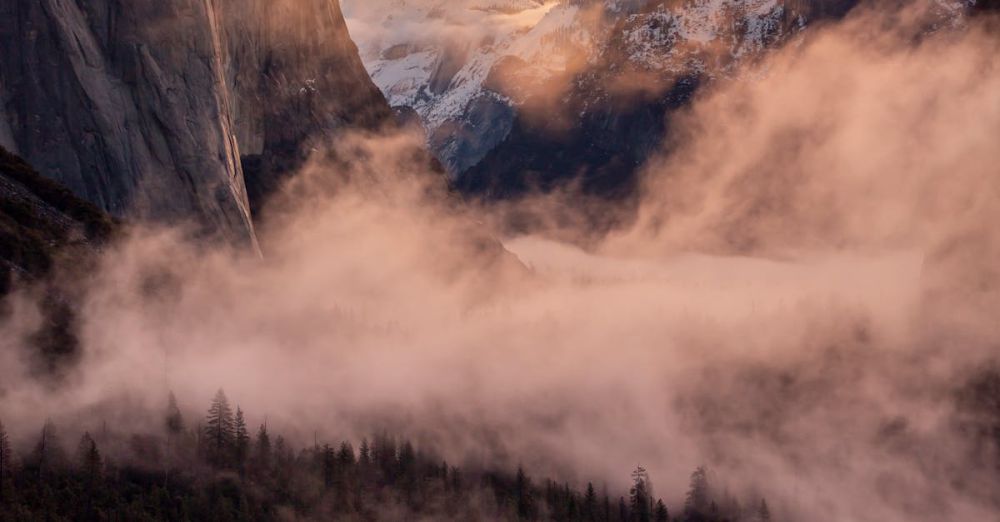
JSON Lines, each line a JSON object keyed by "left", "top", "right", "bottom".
{"left": 217, "top": 0, "right": 395, "bottom": 217}
{"left": 0, "top": 0, "right": 254, "bottom": 242}
{"left": 349, "top": 0, "right": 850, "bottom": 179}
{"left": 0, "top": 0, "right": 393, "bottom": 242}
{"left": 350, "top": 0, "right": 976, "bottom": 200}
{"left": 458, "top": 0, "right": 861, "bottom": 199}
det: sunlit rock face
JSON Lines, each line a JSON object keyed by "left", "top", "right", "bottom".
{"left": 345, "top": 0, "right": 862, "bottom": 180}
{"left": 457, "top": 0, "right": 861, "bottom": 199}
{"left": 0, "top": 0, "right": 392, "bottom": 243}
{"left": 0, "top": 0, "right": 255, "bottom": 243}
{"left": 346, "top": 0, "right": 975, "bottom": 197}
{"left": 344, "top": 0, "right": 582, "bottom": 174}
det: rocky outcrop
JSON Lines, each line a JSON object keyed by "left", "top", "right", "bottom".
{"left": 0, "top": 0, "right": 254, "bottom": 242}
{"left": 217, "top": 0, "right": 395, "bottom": 218}
{"left": 0, "top": 0, "right": 393, "bottom": 243}
{"left": 456, "top": 0, "right": 862, "bottom": 200}
{"left": 0, "top": 145, "right": 116, "bottom": 291}
{"left": 219, "top": 0, "right": 391, "bottom": 158}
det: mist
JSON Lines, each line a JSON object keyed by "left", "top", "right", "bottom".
{"left": 2, "top": 2, "right": 1000, "bottom": 521}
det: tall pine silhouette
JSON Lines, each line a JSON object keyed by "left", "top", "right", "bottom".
{"left": 234, "top": 407, "right": 249, "bottom": 473}
{"left": 204, "top": 389, "right": 235, "bottom": 468}
{"left": 630, "top": 465, "right": 653, "bottom": 522}
{"left": 76, "top": 432, "right": 102, "bottom": 482}
{"left": 0, "top": 419, "right": 11, "bottom": 500}
{"left": 684, "top": 466, "right": 711, "bottom": 521}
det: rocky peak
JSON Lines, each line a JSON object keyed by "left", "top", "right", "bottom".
{"left": 0, "top": 0, "right": 392, "bottom": 245}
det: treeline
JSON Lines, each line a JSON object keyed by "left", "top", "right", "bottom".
{"left": 0, "top": 390, "right": 774, "bottom": 521}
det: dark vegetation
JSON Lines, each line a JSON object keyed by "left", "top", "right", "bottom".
{"left": 0, "top": 146, "right": 119, "bottom": 375}
{"left": 0, "top": 148, "right": 115, "bottom": 239}
{"left": 0, "top": 146, "right": 117, "bottom": 291}
{"left": 956, "top": 364, "right": 1000, "bottom": 473}
{"left": 0, "top": 390, "right": 776, "bottom": 521}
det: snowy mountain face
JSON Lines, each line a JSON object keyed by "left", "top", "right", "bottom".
{"left": 342, "top": 0, "right": 841, "bottom": 175}
{"left": 344, "top": 0, "right": 978, "bottom": 186}
{"left": 343, "top": 0, "right": 595, "bottom": 173}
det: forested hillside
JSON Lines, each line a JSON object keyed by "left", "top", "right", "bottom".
{"left": 0, "top": 390, "right": 773, "bottom": 522}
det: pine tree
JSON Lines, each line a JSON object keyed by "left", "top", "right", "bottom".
{"left": 582, "top": 482, "right": 598, "bottom": 521}
{"left": 567, "top": 486, "right": 579, "bottom": 520}
{"left": 373, "top": 432, "right": 397, "bottom": 479}
{"left": 234, "top": 407, "right": 249, "bottom": 473}
{"left": 654, "top": 499, "right": 669, "bottom": 522}
{"left": 684, "top": 466, "right": 710, "bottom": 518}
{"left": 164, "top": 392, "right": 184, "bottom": 479}
{"left": 630, "top": 465, "right": 653, "bottom": 522}
{"left": 204, "top": 389, "right": 235, "bottom": 468}
{"left": 31, "top": 420, "right": 64, "bottom": 477}
{"left": 758, "top": 498, "right": 771, "bottom": 522}
{"left": 337, "top": 441, "right": 355, "bottom": 466}
{"left": 273, "top": 435, "right": 290, "bottom": 474}
{"left": 358, "top": 438, "right": 371, "bottom": 467}
{"left": 515, "top": 466, "right": 534, "bottom": 519}
{"left": 619, "top": 496, "right": 629, "bottom": 522}
{"left": 255, "top": 423, "right": 271, "bottom": 472}
{"left": 166, "top": 392, "right": 184, "bottom": 435}
{"left": 0, "top": 419, "right": 12, "bottom": 500}
{"left": 322, "top": 444, "right": 336, "bottom": 488}
{"left": 77, "top": 432, "right": 103, "bottom": 481}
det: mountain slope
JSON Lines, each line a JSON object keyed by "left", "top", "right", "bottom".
{"left": 218, "top": 0, "right": 397, "bottom": 218}
{"left": 349, "top": 0, "right": 978, "bottom": 200}
{"left": 0, "top": 0, "right": 256, "bottom": 243}
{"left": 0, "top": 146, "right": 116, "bottom": 293}
{"left": 0, "top": 0, "right": 394, "bottom": 243}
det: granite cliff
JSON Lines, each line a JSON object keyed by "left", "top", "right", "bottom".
{"left": 0, "top": 0, "right": 392, "bottom": 244}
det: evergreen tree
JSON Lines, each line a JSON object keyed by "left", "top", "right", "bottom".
{"left": 204, "top": 389, "right": 235, "bottom": 468}
{"left": 274, "top": 435, "right": 291, "bottom": 473}
{"left": 373, "top": 432, "right": 397, "bottom": 480}
{"left": 337, "top": 441, "right": 355, "bottom": 466}
{"left": 164, "top": 392, "right": 185, "bottom": 479}
{"left": 77, "top": 432, "right": 102, "bottom": 481}
{"left": 0, "top": 419, "right": 12, "bottom": 500}
{"left": 654, "top": 499, "right": 669, "bottom": 522}
{"left": 234, "top": 407, "right": 249, "bottom": 473}
{"left": 31, "top": 420, "right": 64, "bottom": 477}
{"left": 630, "top": 465, "right": 653, "bottom": 522}
{"left": 758, "top": 498, "right": 771, "bottom": 522}
{"left": 515, "top": 466, "right": 535, "bottom": 519}
{"left": 322, "top": 444, "right": 336, "bottom": 488}
{"left": 255, "top": 423, "right": 272, "bottom": 472}
{"left": 619, "top": 496, "right": 629, "bottom": 522}
{"left": 398, "top": 439, "right": 416, "bottom": 478}
{"left": 582, "top": 482, "right": 598, "bottom": 521}
{"left": 684, "top": 466, "right": 710, "bottom": 518}
{"left": 567, "top": 486, "right": 579, "bottom": 520}
{"left": 358, "top": 438, "right": 371, "bottom": 467}
{"left": 166, "top": 391, "right": 184, "bottom": 435}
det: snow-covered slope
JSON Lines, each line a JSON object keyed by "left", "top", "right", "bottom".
{"left": 344, "top": 0, "right": 978, "bottom": 180}
{"left": 343, "top": 0, "right": 832, "bottom": 173}
{"left": 345, "top": 0, "right": 598, "bottom": 172}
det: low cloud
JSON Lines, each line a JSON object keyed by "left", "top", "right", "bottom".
{"left": 1, "top": 3, "right": 999, "bottom": 521}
